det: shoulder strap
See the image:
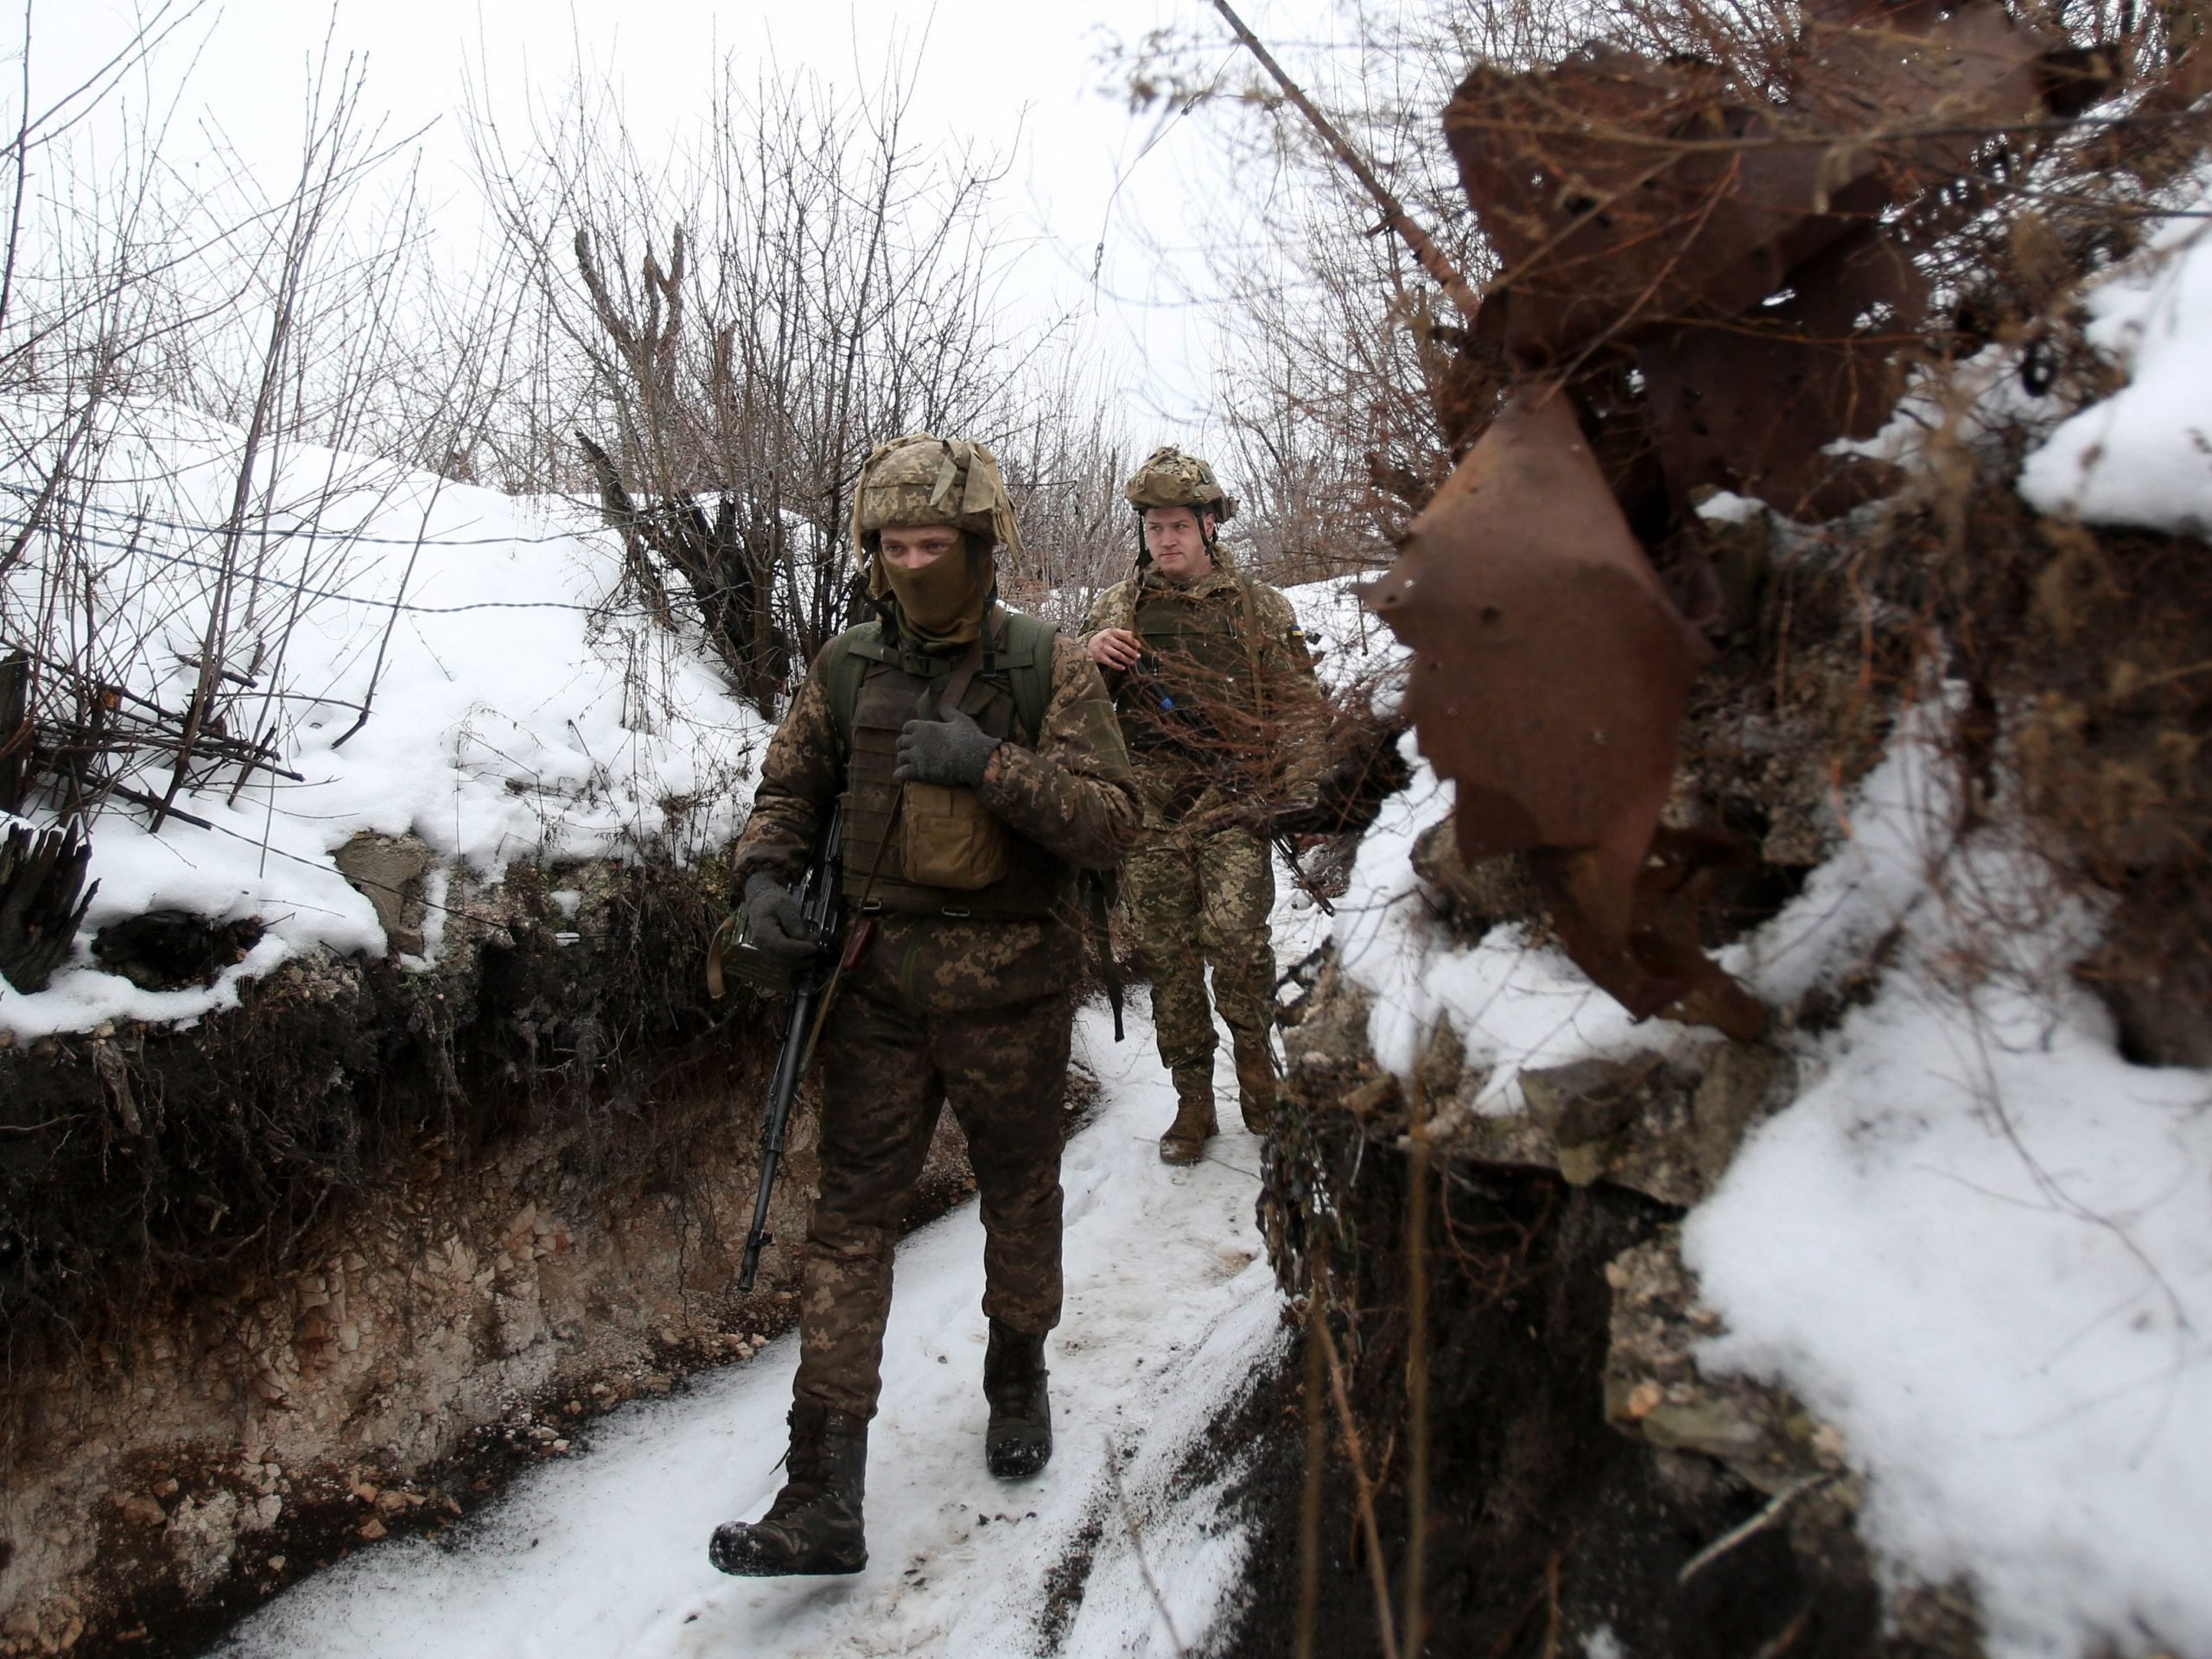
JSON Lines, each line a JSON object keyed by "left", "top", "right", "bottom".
{"left": 925, "top": 631, "right": 989, "bottom": 721}
{"left": 822, "top": 621, "right": 888, "bottom": 741}
{"left": 1234, "top": 573, "right": 1267, "bottom": 633}
{"left": 995, "top": 610, "right": 1058, "bottom": 745}
{"left": 824, "top": 613, "right": 1057, "bottom": 746}
{"left": 1235, "top": 575, "right": 1268, "bottom": 697}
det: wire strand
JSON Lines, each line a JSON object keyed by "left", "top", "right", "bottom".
{"left": 0, "top": 512, "right": 670, "bottom": 616}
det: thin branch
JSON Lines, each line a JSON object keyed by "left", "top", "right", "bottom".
{"left": 1313, "top": 1262, "right": 1402, "bottom": 1659}
{"left": 1208, "top": 0, "right": 1478, "bottom": 321}
{"left": 1103, "top": 1436, "right": 1189, "bottom": 1656}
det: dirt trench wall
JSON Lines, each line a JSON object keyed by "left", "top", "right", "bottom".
{"left": 1216, "top": 950, "right": 1980, "bottom": 1659}
{"left": 0, "top": 853, "right": 976, "bottom": 1656}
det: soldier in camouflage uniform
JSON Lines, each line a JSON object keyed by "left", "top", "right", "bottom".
{"left": 709, "top": 434, "right": 1140, "bottom": 1578}
{"left": 1082, "top": 448, "right": 1325, "bottom": 1165}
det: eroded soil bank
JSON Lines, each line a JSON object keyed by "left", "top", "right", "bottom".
{"left": 0, "top": 853, "right": 979, "bottom": 1656}
{"left": 1211, "top": 1164, "right": 1923, "bottom": 1659}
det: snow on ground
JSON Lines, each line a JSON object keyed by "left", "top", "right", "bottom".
{"left": 2018, "top": 173, "right": 2212, "bottom": 534}
{"left": 218, "top": 997, "right": 1287, "bottom": 1659}
{"left": 0, "top": 400, "right": 766, "bottom": 1039}
{"left": 1688, "top": 936, "right": 2212, "bottom": 1659}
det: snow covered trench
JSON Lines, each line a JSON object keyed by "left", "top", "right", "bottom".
{"left": 218, "top": 998, "right": 1286, "bottom": 1659}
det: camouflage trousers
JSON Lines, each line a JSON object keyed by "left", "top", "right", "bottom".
{"left": 791, "top": 979, "right": 1070, "bottom": 1421}
{"left": 1122, "top": 822, "right": 1277, "bottom": 1081}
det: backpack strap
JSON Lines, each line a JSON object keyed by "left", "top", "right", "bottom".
{"left": 995, "top": 609, "right": 1057, "bottom": 745}
{"left": 821, "top": 620, "right": 890, "bottom": 743}
{"left": 1235, "top": 574, "right": 1267, "bottom": 708}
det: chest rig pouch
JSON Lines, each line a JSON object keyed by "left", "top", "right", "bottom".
{"left": 829, "top": 611, "right": 1063, "bottom": 919}
{"left": 896, "top": 648, "right": 1009, "bottom": 890}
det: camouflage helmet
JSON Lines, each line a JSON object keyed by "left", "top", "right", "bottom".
{"left": 1122, "top": 445, "right": 1236, "bottom": 524}
{"left": 851, "top": 432, "right": 1022, "bottom": 557}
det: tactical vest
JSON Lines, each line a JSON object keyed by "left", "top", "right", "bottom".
{"left": 1120, "top": 581, "right": 1266, "bottom": 757}
{"left": 824, "top": 610, "right": 1068, "bottom": 921}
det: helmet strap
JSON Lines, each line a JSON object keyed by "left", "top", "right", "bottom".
{"left": 1132, "top": 506, "right": 1221, "bottom": 569}
{"left": 982, "top": 569, "right": 1001, "bottom": 675}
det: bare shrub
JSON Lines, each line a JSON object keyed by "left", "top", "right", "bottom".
{"left": 0, "top": 15, "right": 505, "bottom": 831}
{"left": 468, "top": 49, "right": 1141, "bottom": 710}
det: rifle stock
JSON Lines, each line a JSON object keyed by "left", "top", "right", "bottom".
{"left": 736, "top": 805, "right": 845, "bottom": 1294}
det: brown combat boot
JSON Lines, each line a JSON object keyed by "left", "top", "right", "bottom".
{"left": 982, "top": 1319, "right": 1053, "bottom": 1478}
{"left": 1233, "top": 1039, "right": 1278, "bottom": 1135}
{"left": 709, "top": 1401, "right": 868, "bottom": 1576}
{"left": 1159, "top": 1065, "right": 1218, "bottom": 1165}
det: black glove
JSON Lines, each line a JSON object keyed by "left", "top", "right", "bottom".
{"left": 741, "top": 872, "right": 816, "bottom": 963}
{"left": 893, "top": 706, "right": 998, "bottom": 787}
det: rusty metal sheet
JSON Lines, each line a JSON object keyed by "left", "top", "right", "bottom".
{"left": 1364, "top": 390, "right": 1710, "bottom": 861}
{"left": 1447, "top": 48, "right": 1857, "bottom": 360}
{"left": 1795, "top": 0, "right": 2050, "bottom": 181}
{"left": 1383, "top": 0, "right": 2064, "bottom": 1033}
{"left": 1636, "top": 221, "right": 1926, "bottom": 518}
{"left": 1367, "top": 390, "right": 1768, "bottom": 1035}
{"left": 1444, "top": 1, "right": 2051, "bottom": 362}
{"left": 1529, "top": 836, "right": 1770, "bottom": 1040}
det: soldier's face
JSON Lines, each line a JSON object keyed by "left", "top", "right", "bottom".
{"left": 879, "top": 524, "right": 964, "bottom": 570}
{"left": 1144, "top": 508, "right": 1215, "bottom": 583}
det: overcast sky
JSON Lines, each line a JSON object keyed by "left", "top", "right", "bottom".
{"left": 24, "top": 0, "right": 1360, "bottom": 442}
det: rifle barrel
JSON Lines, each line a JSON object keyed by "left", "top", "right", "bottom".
{"left": 737, "top": 970, "right": 822, "bottom": 1292}
{"left": 735, "top": 802, "right": 845, "bottom": 1294}
{"left": 1275, "top": 831, "right": 1337, "bottom": 915}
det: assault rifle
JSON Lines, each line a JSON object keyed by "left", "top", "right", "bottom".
{"left": 707, "top": 804, "right": 847, "bottom": 1293}
{"left": 1268, "top": 827, "right": 1337, "bottom": 917}
{"left": 1117, "top": 652, "right": 1218, "bottom": 755}
{"left": 1256, "top": 792, "right": 1347, "bottom": 916}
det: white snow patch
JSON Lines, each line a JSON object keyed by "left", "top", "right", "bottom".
{"left": 2, "top": 400, "right": 768, "bottom": 1038}
{"left": 1694, "top": 490, "right": 1768, "bottom": 524}
{"left": 1684, "top": 709, "right": 2212, "bottom": 1659}
{"left": 1723, "top": 702, "right": 1961, "bottom": 1009}
{"left": 1688, "top": 957, "right": 2212, "bottom": 1659}
{"left": 2020, "top": 181, "right": 2212, "bottom": 533}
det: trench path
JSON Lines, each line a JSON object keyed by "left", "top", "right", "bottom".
{"left": 217, "top": 996, "right": 1287, "bottom": 1659}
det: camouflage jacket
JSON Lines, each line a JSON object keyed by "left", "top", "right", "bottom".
{"left": 1081, "top": 561, "right": 1326, "bottom": 831}
{"left": 732, "top": 626, "right": 1140, "bottom": 1010}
